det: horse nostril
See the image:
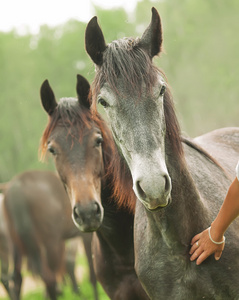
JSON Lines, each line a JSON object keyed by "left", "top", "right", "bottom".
{"left": 94, "top": 202, "right": 101, "bottom": 216}
{"left": 136, "top": 180, "right": 146, "bottom": 200}
{"left": 73, "top": 205, "right": 79, "bottom": 217}
{"left": 73, "top": 202, "right": 101, "bottom": 220}
{"left": 73, "top": 205, "right": 83, "bottom": 223}
{"left": 164, "top": 174, "right": 171, "bottom": 195}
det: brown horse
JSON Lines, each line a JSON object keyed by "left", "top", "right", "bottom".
{"left": 85, "top": 8, "right": 239, "bottom": 299}
{"left": 0, "top": 193, "right": 15, "bottom": 299}
{"left": 40, "top": 74, "right": 149, "bottom": 299}
{"left": 2, "top": 170, "right": 98, "bottom": 300}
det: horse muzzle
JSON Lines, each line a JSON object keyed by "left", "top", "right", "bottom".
{"left": 141, "top": 195, "right": 172, "bottom": 211}
{"left": 133, "top": 171, "right": 172, "bottom": 211}
{"left": 72, "top": 201, "right": 104, "bottom": 232}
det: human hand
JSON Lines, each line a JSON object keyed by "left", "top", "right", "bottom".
{"left": 189, "top": 227, "right": 225, "bottom": 265}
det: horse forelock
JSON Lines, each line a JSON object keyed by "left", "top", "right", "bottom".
{"left": 40, "top": 98, "right": 93, "bottom": 160}
{"left": 92, "top": 37, "right": 158, "bottom": 98}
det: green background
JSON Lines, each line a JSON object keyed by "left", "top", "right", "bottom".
{"left": 1, "top": 0, "right": 238, "bottom": 181}
{"left": 1, "top": 0, "right": 239, "bottom": 298}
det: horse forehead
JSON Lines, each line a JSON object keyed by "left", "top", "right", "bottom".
{"left": 114, "top": 101, "right": 163, "bottom": 154}
{"left": 101, "top": 72, "right": 164, "bottom": 104}
{"left": 50, "top": 125, "right": 95, "bottom": 149}
{"left": 101, "top": 82, "right": 159, "bottom": 110}
{"left": 103, "top": 87, "right": 162, "bottom": 126}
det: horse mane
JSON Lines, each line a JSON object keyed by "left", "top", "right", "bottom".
{"left": 91, "top": 37, "right": 183, "bottom": 160}
{"left": 40, "top": 96, "right": 136, "bottom": 213}
{"left": 92, "top": 113, "right": 136, "bottom": 213}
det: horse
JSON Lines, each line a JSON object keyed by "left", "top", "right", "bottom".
{"left": 2, "top": 170, "right": 98, "bottom": 300}
{"left": 85, "top": 7, "right": 239, "bottom": 299}
{"left": 193, "top": 127, "right": 239, "bottom": 174}
{"left": 0, "top": 193, "right": 15, "bottom": 299}
{"left": 0, "top": 213, "right": 87, "bottom": 300}
{"left": 64, "top": 237, "right": 81, "bottom": 294}
{"left": 40, "top": 74, "right": 149, "bottom": 300}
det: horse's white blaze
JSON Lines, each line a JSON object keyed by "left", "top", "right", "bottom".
{"left": 131, "top": 151, "right": 172, "bottom": 210}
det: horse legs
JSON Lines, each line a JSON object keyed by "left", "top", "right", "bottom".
{"left": 40, "top": 262, "right": 58, "bottom": 300}
{"left": 12, "top": 248, "right": 22, "bottom": 300}
{"left": 0, "top": 252, "right": 15, "bottom": 300}
{"left": 65, "top": 260, "right": 79, "bottom": 294}
{"left": 44, "top": 277, "right": 57, "bottom": 300}
{"left": 41, "top": 241, "right": 66, "bottom": 300}
{"left": 82, "top": 233, "right": 99, "bottom": 300}
{"left": 64, "top": 238, "right": 80, "bottom": 294}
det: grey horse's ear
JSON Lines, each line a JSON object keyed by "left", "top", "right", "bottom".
{"left": 40, "top": 80, "right": 57, "bottom": 116}
{"left": 138, "top": 7, "right": 163, "bottom": 58}
{"left": 76, "top": 74, "right": 91, "bottom": 109}
{"left": 85, "top": 16, "right": 107, "bottom": 66}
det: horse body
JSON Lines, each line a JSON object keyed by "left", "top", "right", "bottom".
{"left": 135, "top": 140, "right": 239, "bottom": 299}
{"left": 193, "top": 127, "right": 239, "bottom": 175}
{"left": 3, "top": 170, "right": 97, "bottom": 300}
{"left": 85, "top": 8, "right": 239, "bottom": 299}
{"left": 0, "top": 193, "right": 15, "bottom": 299}
{"left": 40, "top": 75, "right": 149, "bottom": 299}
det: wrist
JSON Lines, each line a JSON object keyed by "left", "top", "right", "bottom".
{"left": 210, "top": 222, "right": 225, "bottom": 242}
{"left": 208, "top": 226, "right": 225, "bottom": 245}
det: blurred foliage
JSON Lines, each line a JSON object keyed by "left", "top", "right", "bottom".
{"left": 0, "top": 0, "right": 238, "bottom": 181}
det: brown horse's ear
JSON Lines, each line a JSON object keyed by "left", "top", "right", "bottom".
{"left": 40, "top": 80, "right": 57, "bottom": 116}
{"left": 85, "top": 16, "right": 107, "bottom": 66}
{"left": 76, "top": 74, "right": 91, "bottom": 109}
{"left": 138, "top": 7, "right": 163, "bottom": 58}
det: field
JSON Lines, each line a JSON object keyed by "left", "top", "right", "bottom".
{"left": 0, "top": 240, "right": 110, "bottom": 300}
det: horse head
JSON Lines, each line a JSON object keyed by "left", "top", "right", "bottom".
{"left": 85, "top": 8, "right": 181, "bottom": 211}
{"left": 40, "top": 75, "right": 104, "bottom": 231}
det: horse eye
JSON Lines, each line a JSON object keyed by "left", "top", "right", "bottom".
{"left": 98, "top": 98, "right": 109, "bottom": 108}
{"left": 48, "top": 145, "right": 57, "bottom": 156}
{"left": 160, "top": 85, "right": 166, "bottom": 96}
{"left": 95, "top": 136, "right": 103, "bottom": 147}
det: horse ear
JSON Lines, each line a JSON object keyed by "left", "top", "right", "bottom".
{"left": 139, "top": 7, "right": 163, "bottom": 58}
{"left": 76, "top": 74, "right": 91, "bottom": 109}
{"left": 85, "top": 16, "right": 107, "bottom": 66}
{"left": 40, "top": 80, "right": 57, "bottom": 116}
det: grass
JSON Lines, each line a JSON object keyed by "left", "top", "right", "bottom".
{"left": 0, "top": 249, "right": 110, "bottom": 300}
{"left": 3, "top": 281, "right": 110, "bottom": 300}
{"left": 0, "top": 282, "right": 110, "bottom": 300}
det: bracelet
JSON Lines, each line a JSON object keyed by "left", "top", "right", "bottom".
{"left": 208, "top": 226, "right": 225, "bottom": 245}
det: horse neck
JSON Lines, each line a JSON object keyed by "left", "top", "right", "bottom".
{"left": 153, "top": 141, "right": 209, "bottom": 248}
{"left": 98, "top": 177, "right": 135, "bottom": 256}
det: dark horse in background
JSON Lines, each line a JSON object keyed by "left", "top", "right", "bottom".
{"left": 0, "top": 204, "right": 86, "bottom": 299}
{"left": 40, "top": 74, "right": 149, "bottom": 300}
{"left": 85, "top": 7, "right": 239, "bottom": 299}
{"left": 2, "top": 170, "right": 97, "bottom": 300}
{"left": 0, "top": 192, "right": 15, "bottom": 299}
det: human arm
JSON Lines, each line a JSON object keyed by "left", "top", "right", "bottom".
{"left": 189, "top": 177, "right": 239, "bottom": 265}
